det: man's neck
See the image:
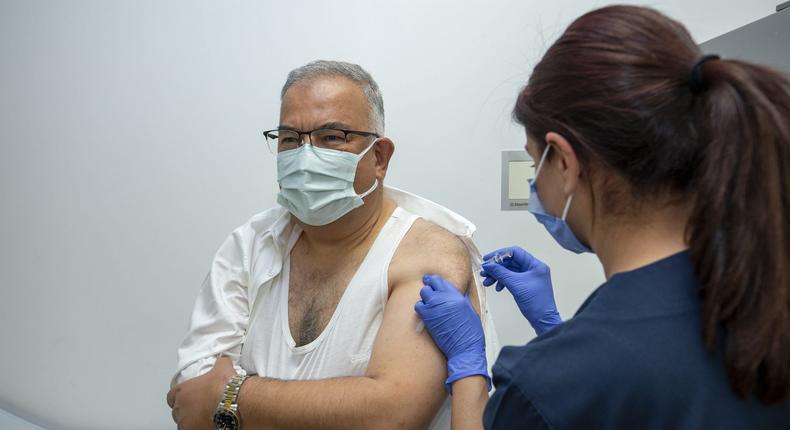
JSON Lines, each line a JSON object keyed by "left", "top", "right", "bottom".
{"left": 591, "top": 202, "right": 690, "bottom": 279}
{"left": 297, "top": 192, "right": 396, "bottom": 257}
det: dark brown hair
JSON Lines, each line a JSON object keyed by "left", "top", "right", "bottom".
{"left": 514, "top": 5, "right": 790, "bottom": 403}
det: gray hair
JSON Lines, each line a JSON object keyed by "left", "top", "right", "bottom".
{"left": 281, "top": 60, "right": 385, "bottom": 135}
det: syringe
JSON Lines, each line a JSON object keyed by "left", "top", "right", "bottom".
{"left": 483, "top": 249, "right": 514, "bottom": 265}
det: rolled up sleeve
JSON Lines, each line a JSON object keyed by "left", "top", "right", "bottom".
{"left": 171, "top": 228, "right": 251, "bottom": 387}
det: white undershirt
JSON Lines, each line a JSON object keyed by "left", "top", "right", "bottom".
{"left": 239, "top": 207, "right": 452, "bottom": 428}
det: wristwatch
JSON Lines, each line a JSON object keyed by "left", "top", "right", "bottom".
{"left": 213, "top": 369, "right": 248, "bottom": 430}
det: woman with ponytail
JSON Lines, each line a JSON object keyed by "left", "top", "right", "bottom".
{"left": 415, "top": 5, "right": 789, "bottom": 429}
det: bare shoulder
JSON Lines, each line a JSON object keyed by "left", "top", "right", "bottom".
{"left": 389, "top": 218, "right": 472, "bottom": 293}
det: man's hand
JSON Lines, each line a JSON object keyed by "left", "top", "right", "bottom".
{"left": 167, "top": 356, "right": 236, "bottom": 430}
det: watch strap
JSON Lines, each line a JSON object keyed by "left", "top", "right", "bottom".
{"left": 220, "top": 373, "right": 247, "bottom": 411}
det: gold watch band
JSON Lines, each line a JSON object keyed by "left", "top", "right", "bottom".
{"left": 221, "top": 373, "right": 247, "bottom": 410}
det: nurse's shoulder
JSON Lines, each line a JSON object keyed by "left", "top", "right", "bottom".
{"left": 488, "top": 261, "right": 790, "bottom": 429}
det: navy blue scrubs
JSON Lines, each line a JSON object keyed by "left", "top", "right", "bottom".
{"left": 483, "top": 251, "right": 790, "bottom": 429}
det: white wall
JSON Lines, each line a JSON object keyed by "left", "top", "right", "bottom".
{"left": 0, "top": 1, "right": 780, "bottom": 428}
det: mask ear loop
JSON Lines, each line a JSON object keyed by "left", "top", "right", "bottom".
{"left": 357, "top": 137, "right": 381, "bottom": 199}
{"left": 310, "top": 137, "right": 380, "bottom": 162}
{"left": 357, "top": 137, "right": 380, "bottom": 158}
{"left": 533, "top": 144, "right": 552, "bottom": 181}
{"left": 536, "top": 143, "right": 575, "bottom": 221}
{"left": 561, "top": 193, "right": 574, "bottom": 221}
{"left": 359, "top": 179, "right": 379, "bottom": 198}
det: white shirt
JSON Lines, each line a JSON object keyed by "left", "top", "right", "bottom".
{"left": 172, "top": 186, "right": 500, "bottom": 426}
{"left": 239, "top": 206, "right": 419, "bottom": 380}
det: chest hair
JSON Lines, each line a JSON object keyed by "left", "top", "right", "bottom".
{"left": 288, "top": 251, "right": 363, "bottom": 346}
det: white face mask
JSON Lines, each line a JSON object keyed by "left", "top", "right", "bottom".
{"left": 276, "top": 140, "right": 379, "bottom": 226}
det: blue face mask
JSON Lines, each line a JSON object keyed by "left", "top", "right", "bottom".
{"left": 528, "top": 145, "right": 593, "bottom": 254}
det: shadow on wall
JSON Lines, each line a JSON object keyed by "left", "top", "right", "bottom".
{"left": 0, "top": 408, "right": 48, "bottom": 430}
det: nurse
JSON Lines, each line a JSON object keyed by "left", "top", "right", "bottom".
{"left": 416, "top": 5, "right": 790, "bottom": 429}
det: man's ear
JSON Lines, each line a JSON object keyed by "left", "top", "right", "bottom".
{"left": 545, "top": 132, "right": 580, "bottom": 195}
{"left": 373, "top": 137, "right": 395, "bottom": 180}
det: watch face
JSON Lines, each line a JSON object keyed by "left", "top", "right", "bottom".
{"left": 213, "top": 409, "right": 239, "bottom": 430}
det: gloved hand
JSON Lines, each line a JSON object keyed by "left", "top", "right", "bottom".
{"left": 481, "top": 246, "right": 562, "bottom": 335}
{"left": 415, "top": 274, "right": 490, "bottom": 393}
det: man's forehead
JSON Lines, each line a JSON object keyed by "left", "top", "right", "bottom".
{"left": 282, "top": 76, "right": 366, "bottom": 107}
{"left": 279, "top": 76, "right": 369, "bottom": 128}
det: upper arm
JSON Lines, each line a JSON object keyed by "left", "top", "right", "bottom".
{"left": 363, "top": 219, "right": 477, "bottom": 427}
{"left": 173, "top": 228, "right": 250, "bottom": 386}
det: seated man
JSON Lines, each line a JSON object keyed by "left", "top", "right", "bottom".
{"left": 167, "top": 60, "right": 498, "bottom": 430}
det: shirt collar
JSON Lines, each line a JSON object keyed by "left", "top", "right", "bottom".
{"left": 383, "top": 185, "right": 476, "bottom": 238}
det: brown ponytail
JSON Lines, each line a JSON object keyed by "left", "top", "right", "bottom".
{"left": 513, "top": 5, "right": 790, "bottom": 403}
{"left": 690, "top": 58, "right": 790, "bottom": 403}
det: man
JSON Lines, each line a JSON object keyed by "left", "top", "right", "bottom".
{"left": 167, "top": 60, "right": 497, "bottom": 429}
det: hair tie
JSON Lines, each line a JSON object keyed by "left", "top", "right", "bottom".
{"left": 689, "top": 54, "right": 720, "bottom": 94}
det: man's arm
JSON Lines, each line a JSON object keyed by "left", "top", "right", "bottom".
{"left": 173, "top": 227, "right": 251, "bottom": 387}
{"left": 450, "top": 376, "right": 488, "bottom": 430}
{"left": 235, "top": 220, "right": 473, "bottom": 430}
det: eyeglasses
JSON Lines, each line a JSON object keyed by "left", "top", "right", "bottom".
{"left": 262, "top": 128, "right": 380, "bottom": 153}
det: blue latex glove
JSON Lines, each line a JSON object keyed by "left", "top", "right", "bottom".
{"left": 481, "top": 246, "right": 562, "bottom": 335}
{"left": 415, "top": 274, "right": 490, "bottom": 393}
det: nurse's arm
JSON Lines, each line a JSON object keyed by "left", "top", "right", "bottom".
{"left": 236, "top": 228, "right": 471, "bottom": 429}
